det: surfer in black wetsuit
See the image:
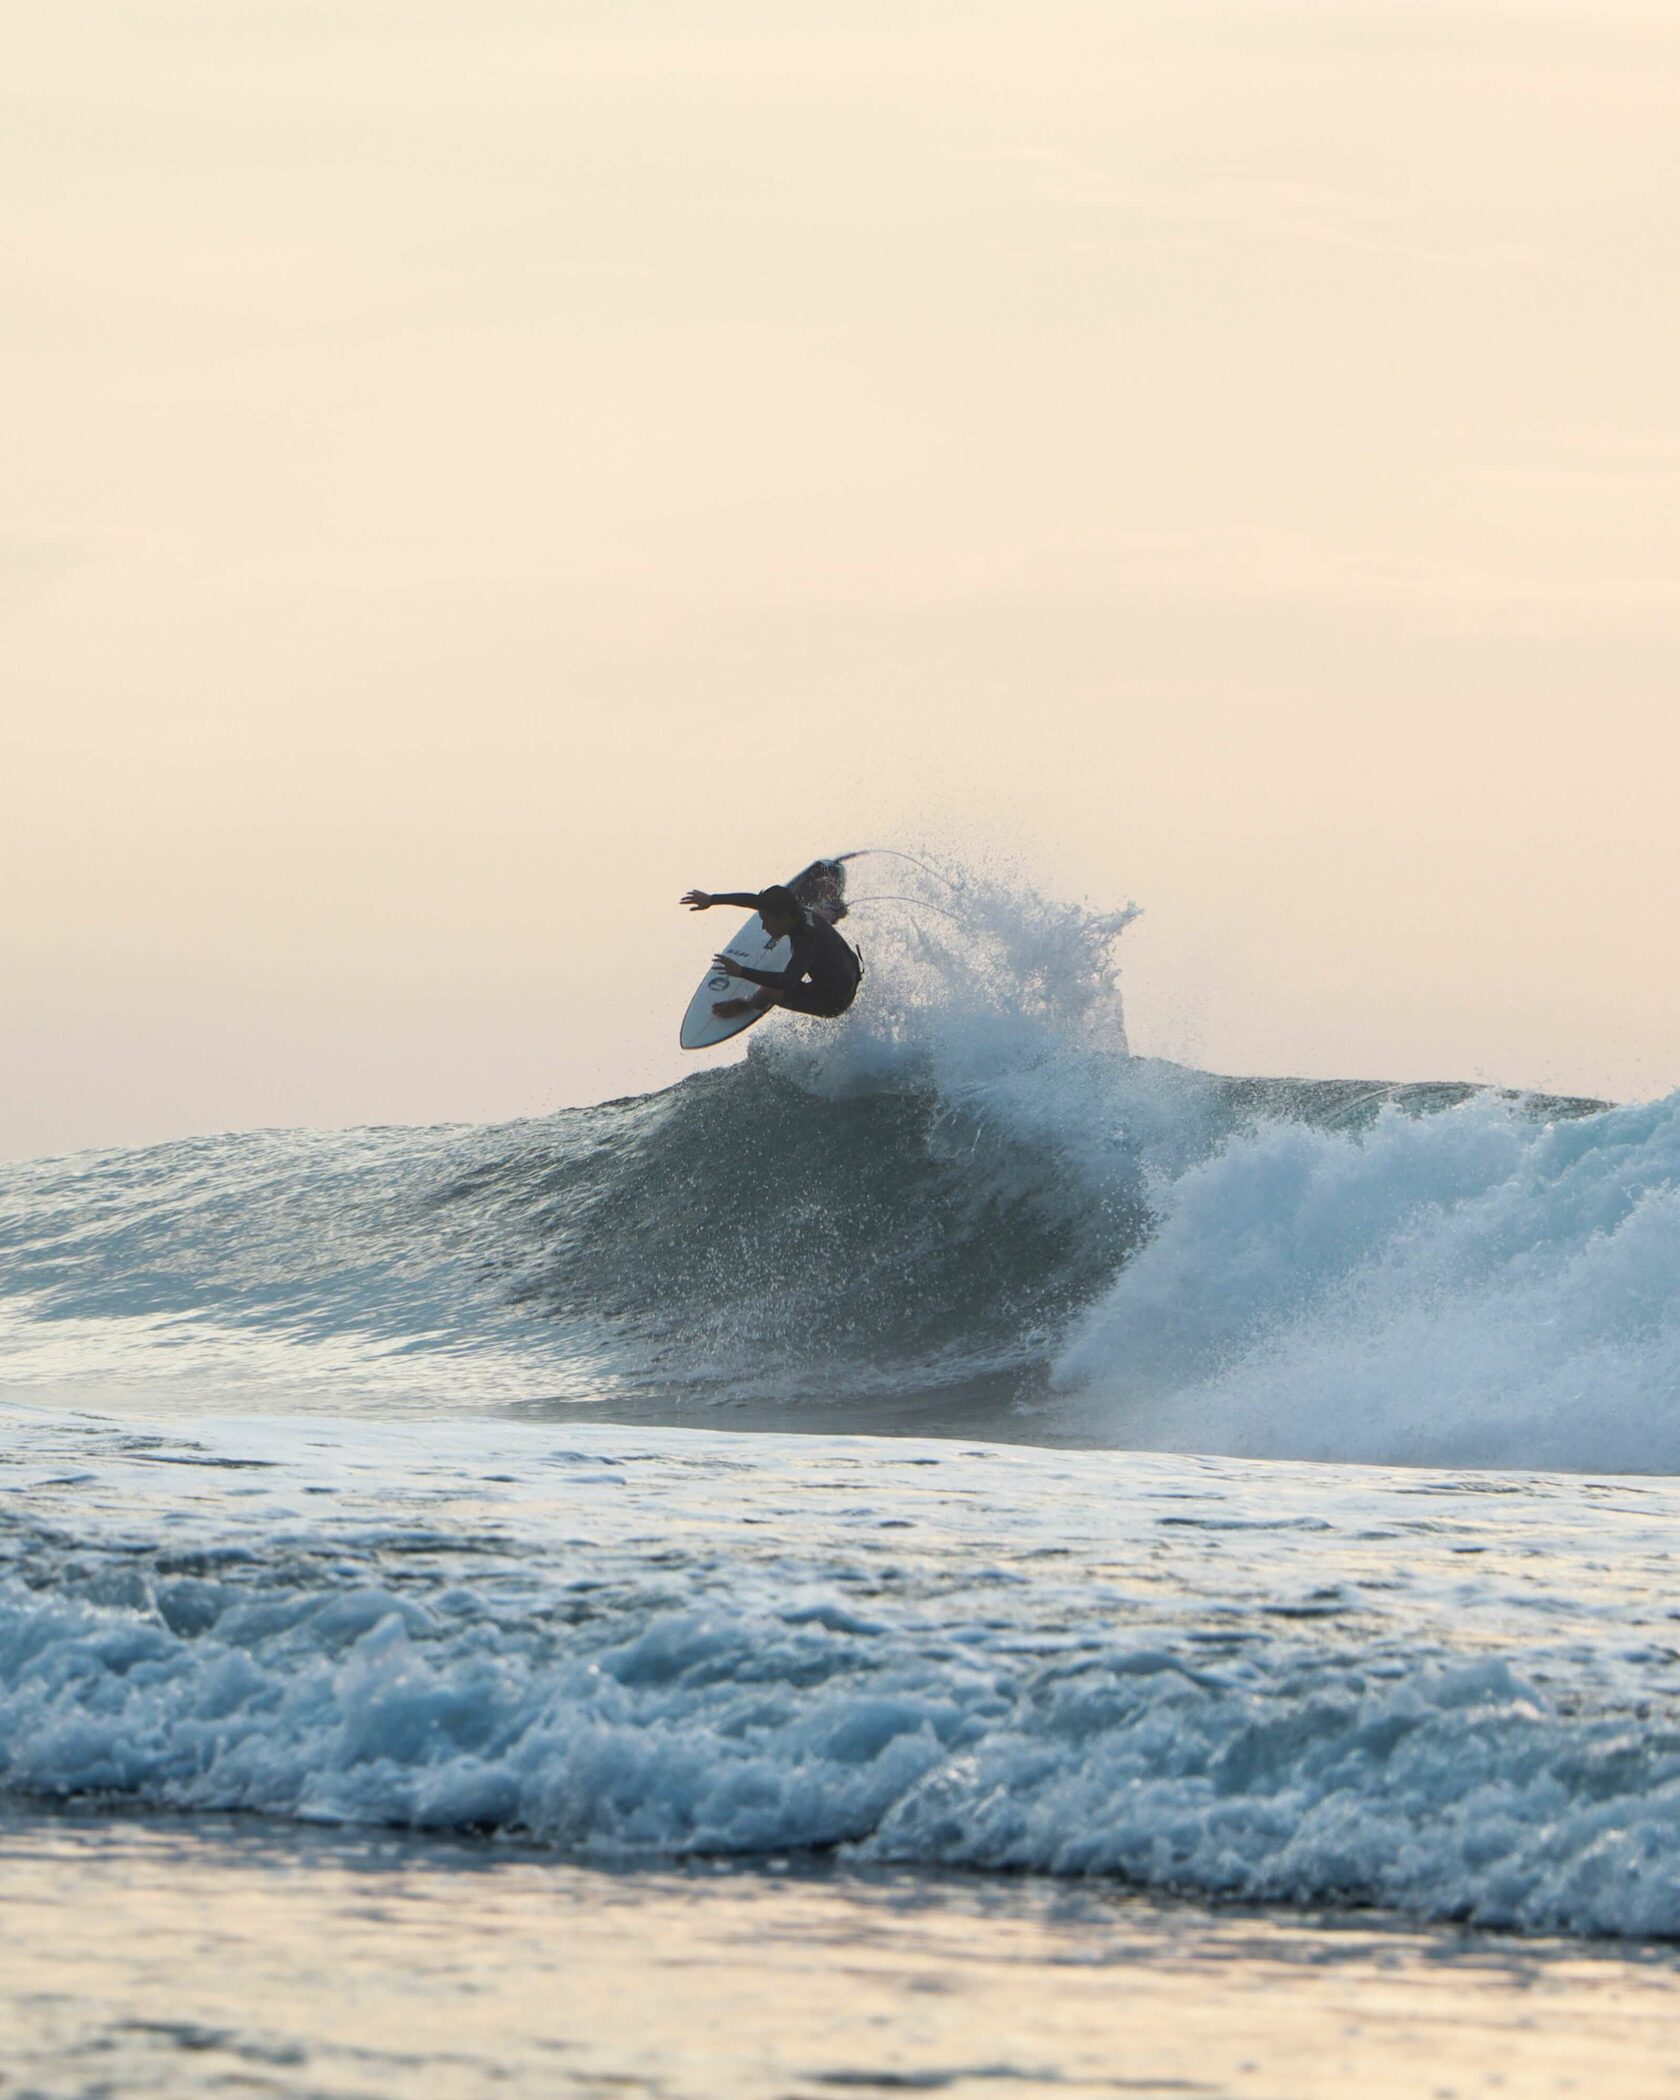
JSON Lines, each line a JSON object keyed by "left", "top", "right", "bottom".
{"left": 679, "top": 882, "right": 863, "bottom": 1021}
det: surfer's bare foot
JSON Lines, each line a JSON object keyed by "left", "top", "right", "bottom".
{"left": 711, "top": 996, "right": 754, "bottom": 1019}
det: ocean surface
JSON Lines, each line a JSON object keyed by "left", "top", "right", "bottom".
{"left": 4, "top": 866, "right": 1679, "bottom": 2092}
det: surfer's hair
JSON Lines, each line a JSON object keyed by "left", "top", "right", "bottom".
{"left": 757, "top": 885, "right": 802, "bottom": 924}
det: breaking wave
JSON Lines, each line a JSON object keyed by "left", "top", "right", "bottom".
{"left": 0, "top": 857, "right": 1672, "bottom": 1471}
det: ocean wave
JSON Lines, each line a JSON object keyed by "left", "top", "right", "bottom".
{"left": 3, "top": 852, "right": 1670, "bottom": 1469}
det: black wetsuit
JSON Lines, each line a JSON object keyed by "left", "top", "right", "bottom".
{"left": 718, "top": 902, "right": 862, "bottom": 1018}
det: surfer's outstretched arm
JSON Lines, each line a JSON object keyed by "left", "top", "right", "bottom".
{"left": 681, "top": 889, "right": 761, "bottom": 912}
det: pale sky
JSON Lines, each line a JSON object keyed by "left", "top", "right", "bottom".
{"left": 6, "top": 0, "right": 1677, "bottom": 1157}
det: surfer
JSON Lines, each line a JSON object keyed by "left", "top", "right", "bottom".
{"left": 679, "top": 882, "right": 863, "bottom": 1022}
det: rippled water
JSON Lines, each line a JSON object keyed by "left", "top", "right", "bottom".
{"left": 8, "top": 1801, "right": 1680, "bottom": 2100}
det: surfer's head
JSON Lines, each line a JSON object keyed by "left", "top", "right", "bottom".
{"left": 757, "top": 886, "right": 803, "bottom": 937}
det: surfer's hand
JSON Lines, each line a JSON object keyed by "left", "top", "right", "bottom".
{"left": 712, "top": 953, "right": 745, "bottom": 978}
{"left": 680, "top": 890, "right": 713, "bottom": 911}
{"left": 711, "top": 996, "right": 753, "bottom": 1019}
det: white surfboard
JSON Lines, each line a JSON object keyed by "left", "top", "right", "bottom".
{"left": 679, "top": 857, "right": 851, "bottom": 1051}
{"left": 679, "top": 915, "right": 792, "bottom": 1050}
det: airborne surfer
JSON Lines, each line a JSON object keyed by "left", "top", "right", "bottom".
{"left": 680, "top": 874, "right": 863, "bottom": 1022}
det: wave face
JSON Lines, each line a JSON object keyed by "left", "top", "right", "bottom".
{"left": 0, "top": 858, "right": 1671, "bottom": 1470}
{"left": 5, "top": 1413, "right": 1680, "bottom": 1942}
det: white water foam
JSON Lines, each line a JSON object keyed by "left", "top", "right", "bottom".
{"left": 4, "top": 1412, "right": 1680, "bottom": 1940}
{"left": 1055, "top": 1089, "right": 1680, "bottom": 1472}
